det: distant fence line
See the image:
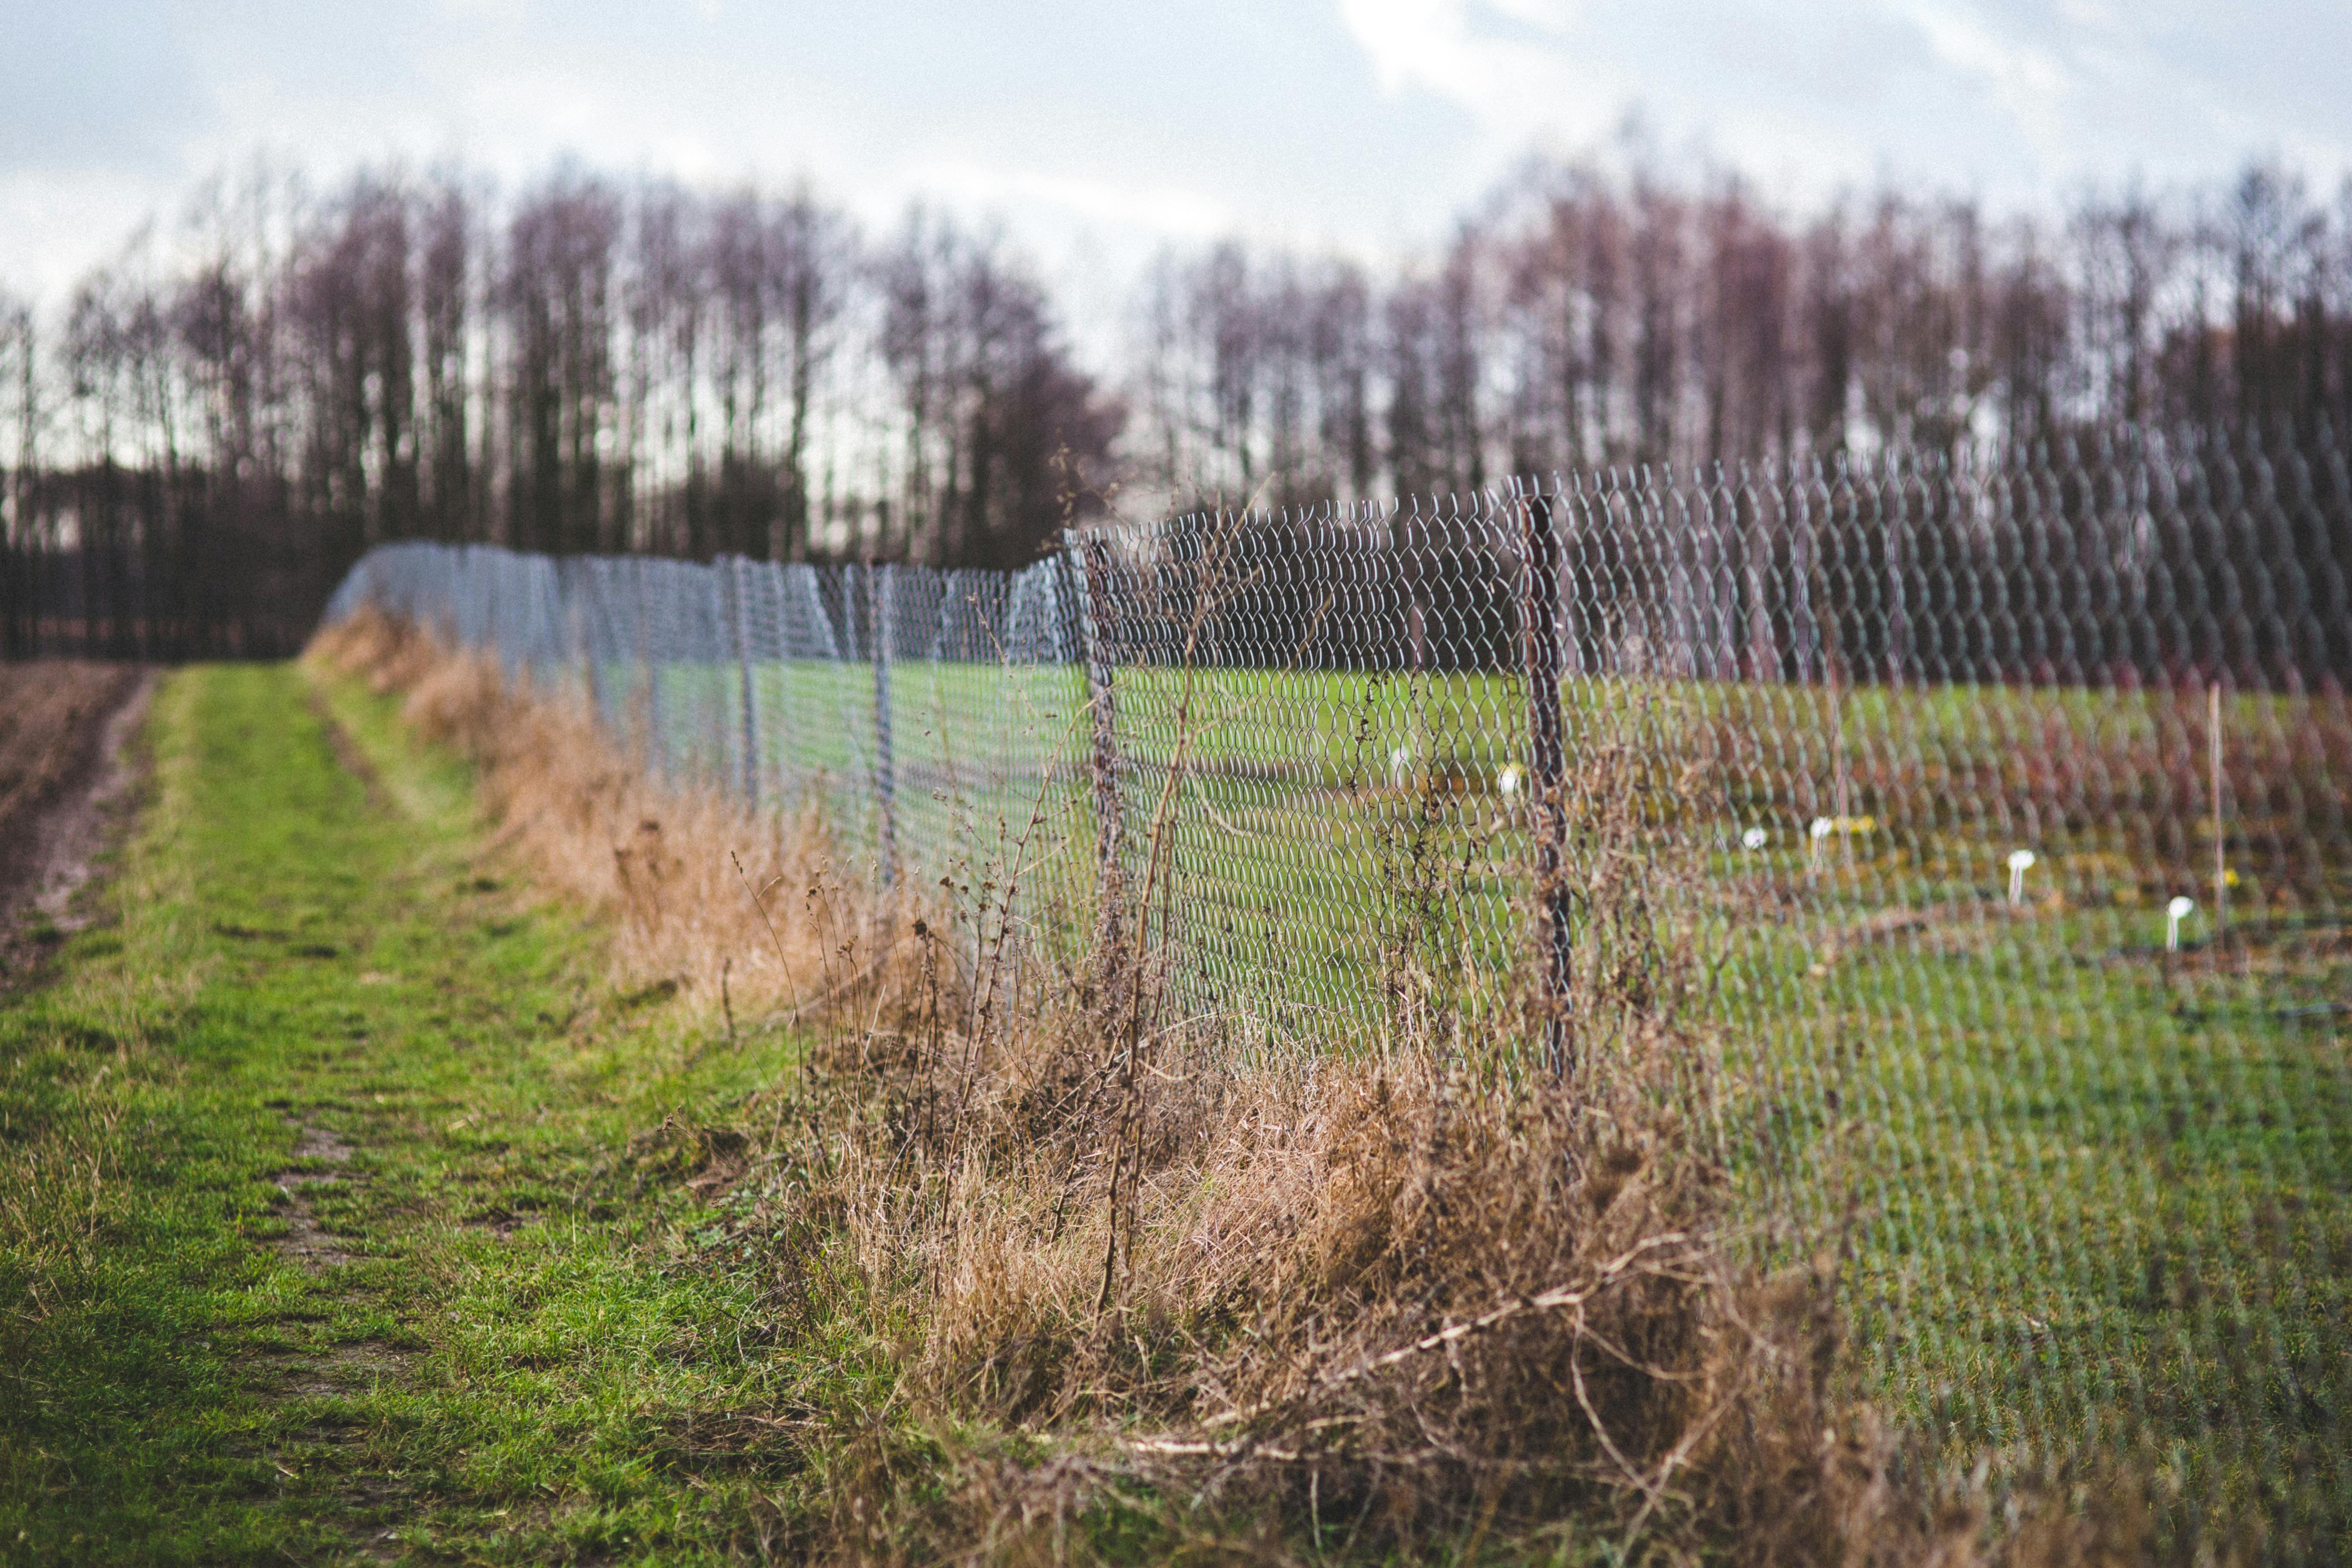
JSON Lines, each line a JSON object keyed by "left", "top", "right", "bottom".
{"left": 328, "top": 424, "right": 2352, "bottom": 1557}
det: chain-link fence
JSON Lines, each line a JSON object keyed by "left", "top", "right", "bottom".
{"left": 326, "top": 423, "right": 2351, "bottom": 1557}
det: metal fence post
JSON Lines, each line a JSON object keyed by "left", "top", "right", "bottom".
{"left": 2211, "top": 680, "right": 2228, "bottom": 954}
{"left": 636, "top": 557, "right": 666, "bottom": 781}
{"left": 1061, "top": 531, "right": 1124, "bottom": 956}
{"left": 870, "top": 561, "right": 898, "bottom": 883}
{"left": 730, "top": 557, "right": 760, "bottom": 809}
{"left": 1516, "top": 480, "right": 1574, "bottom": 1078}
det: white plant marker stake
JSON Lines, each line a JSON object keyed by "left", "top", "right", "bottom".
{"left": 1809, "top": 815, "right": 1834, "bottom": 870}
{"left": 2166, "top": 895, "right": 2195, "bottom": 952}
{"left": 2007, "top": 848, "right": 2037, "bottom": 906}
{"left": 1742, "top": 826, "right": 1769, "bottom": 852}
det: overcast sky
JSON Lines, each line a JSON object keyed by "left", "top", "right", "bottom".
{"left": 5, "top": 0, "right": 2349, "bottom": 331}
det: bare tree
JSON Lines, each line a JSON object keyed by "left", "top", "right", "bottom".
{"left": 10, "top": 148, "right": 2352, "bottom": 650}
{"left": 504, "top": 171, "right": 622, "bottom": 555}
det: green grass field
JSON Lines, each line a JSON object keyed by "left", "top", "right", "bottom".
{"left": 619, "top": 655, "right": 2349, "bottom": 1024}
{"left": 6, "top": 657, "right": 2340, "bottom": 1558}
{"left": 621, "top": 654, "right": 2352, "bottom": 1548}
{"left": 0, "top": 668, "right": 853, "bottom": 1563}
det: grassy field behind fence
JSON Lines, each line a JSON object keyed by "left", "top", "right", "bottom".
{"left": 593, "top": 652, "right": 2352, "bottom": 1540}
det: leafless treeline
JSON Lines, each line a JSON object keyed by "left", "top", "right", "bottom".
{"left": 1133, "top": 158, "right": 2352, "bottom": 509}
{"left": 3, "top": 151, "right": 2351, "bottom": 657}
{"left": 0, "top": 166, "right": 1118, "bottom": 655}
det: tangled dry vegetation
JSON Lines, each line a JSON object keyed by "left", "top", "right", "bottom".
{"left": 308, "top": 609, "right": 2149, "bottom": 1566}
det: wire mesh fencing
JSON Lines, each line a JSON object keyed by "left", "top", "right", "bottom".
{"left": 327, "top": 422, "right": 2351, "bottom": 1557}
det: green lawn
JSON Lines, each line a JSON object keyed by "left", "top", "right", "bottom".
{"left": 618, "top": 654, "right": 2352, "bottom": 1550}
{"left": 8, "top": 655, "right": 2339, "bottom": 1558}
{"left": 619, "top": 658, "right": 2347, "bottom": 1044}
{"left": 1738, "top": 909, "right": 2352, "bottom": 1550}
{"left": 0, "top": 667, "right": 851, "bottom": 1565}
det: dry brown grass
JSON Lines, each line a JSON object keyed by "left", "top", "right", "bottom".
{"left": 307, "top": 609, "right": 937, "bottom": 1032}
{"left": 0, "top": 661, "right": 141, "bottom": 889}
{"left": 306, "top": 608, "right": 2155, "bottom": 1567}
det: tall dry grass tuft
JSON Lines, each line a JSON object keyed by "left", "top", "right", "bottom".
{"left": 308, "top": 606, "right": 2150, "bottom": 1566}
{"left": 307, "top": 609, "right": 939, "bottom": 1029}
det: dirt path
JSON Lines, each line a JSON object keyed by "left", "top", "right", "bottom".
{"left": 260, "top": 1113, "right": 413, "bottom": 1564}
{"left": 0, "top": 662, "right": 156, "bottom": 985}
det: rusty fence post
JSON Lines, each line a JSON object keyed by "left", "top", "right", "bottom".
{"left": 1516, "top": 480, "right": 1574, "bottom": 1078}
{"left": 1061, "top": 530, "right": 1124, "bottom": 956}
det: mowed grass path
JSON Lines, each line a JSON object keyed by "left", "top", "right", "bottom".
{"left": 0, "top": 666, "right": 821, "bottom": 1565}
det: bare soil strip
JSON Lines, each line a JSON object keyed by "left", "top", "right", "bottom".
{"left": 270, "top": 1122, "right": 361, "bottom": 1270}
{"left": 0, "top": 662, "right": 156, "bottom": 984}
{"left": 307, "top": 684, "right": 392, "bottom": 814}
{"left": 260, "top": 1114, "right": 412, "bottom": 1562}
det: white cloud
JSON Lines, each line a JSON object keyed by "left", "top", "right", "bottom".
{"left": 1334, "top": 0, "right": 1621, "bottom": 156}
{"left": 7, "top": 0, "right": 2352, "bottom": 322}
{"left": 1892, "top": 0, "right": 2073, "bottom": 158}
{"left": 1326, "top": 0, "right": 2352, "bottom": 208}
{"left": 0, "top": 169, "right": 170, "bottom": 300}
{"left": 910, "top": 161, "right": 1234, "bottom": 241}
{"left": 2054, "top": 0, "right": 2120, "bottom": 31}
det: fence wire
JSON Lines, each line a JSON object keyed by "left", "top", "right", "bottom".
{"left": 327, "top": 423, "right": 2352, "bottom": 1558}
